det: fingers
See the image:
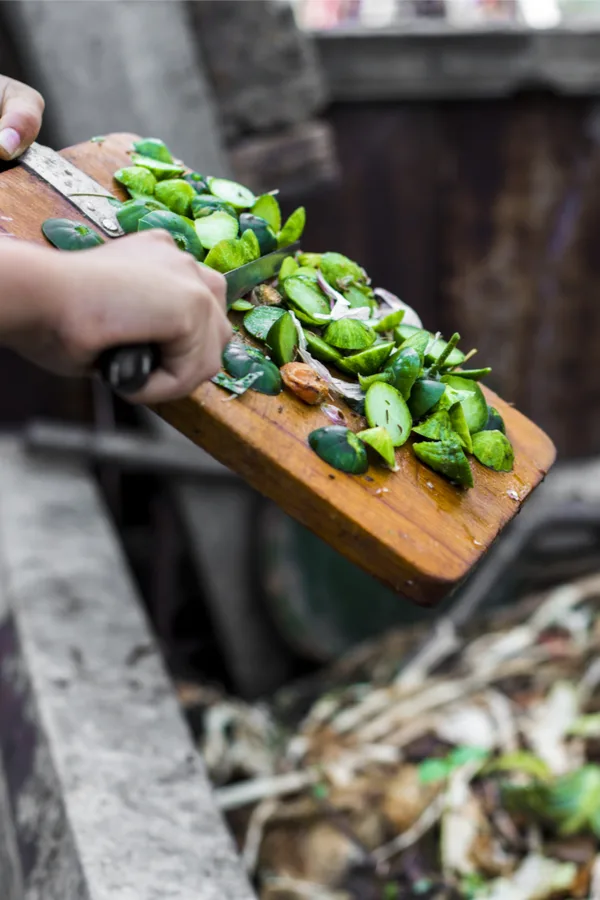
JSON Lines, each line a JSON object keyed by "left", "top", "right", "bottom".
{"left": 0, "top": 77, "right": 45, "bottom": 160}
{"left": 197, "top": 262, "right": 227, "bottom": 311}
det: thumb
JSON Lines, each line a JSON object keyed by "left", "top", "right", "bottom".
{"left": 0, "top": 78, "right": 44, "bottom": 161}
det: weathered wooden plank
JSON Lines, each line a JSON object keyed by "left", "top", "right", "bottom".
{"left": 0, "top": 439, "right": 255, "bottom": 900}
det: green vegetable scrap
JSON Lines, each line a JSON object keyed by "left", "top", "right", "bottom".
{"left": 40, "top": 134, "right": 513, "bottom": 488}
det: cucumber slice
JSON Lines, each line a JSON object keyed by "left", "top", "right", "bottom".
{"left": 222, "top": 342, "right": 282, "bottom": 395}
{"left": 244, "top": 306, "right": 285, "bottom": 341}
{"left": 304, "top": 331, "right": 344, "bottom": 364}
{"left": 337, "top": 341, "right": 394, "bottom": 377}
{"left": 266, "top": 311, "right": 298, "bottom": 367}
{"left": 408, "top": 379, "right": 446, "bottom": 421}
{"left": 194, "top": 211, "right": 239, "bottom": 249}
{"left": 130, "top": 154, "right": 185, "bottom": 180}
{"left": 154, "top": 179, "right": 196, "bottom": 217}
{"left": 251, "top": 194, "right": 281, "bottom": 232}
{"left": 308, "top": 426, "right": 368, "bottom": 475}
{"left": 374, "top": 308, "right": 405, "bottom": 333}
{"left": 204, "top": 238, "right": 247, "bottom": 273}
{"left": 365, "top": 382, "right": 412, "bottom": 448}
{"left": 239, "top": 213, "right": 277, "bottom": 255}
{"left": 384, "top": 347, "right": 421, "bottom": 399}
{"left": 441, "top": 374, "right": 488, "bottom": 434}
{"left": 413, "top": 436, "right": 474, "bottom": 488}
{"left": 208, "top": 177, "right": 255, "bottom": 210}
{"left": 283, "top": 277, "right": 330, "bottom": 323}
{"left": 345, "top": 285, "right": 375, "bottom": 310}
{"left": 356, "top": 427, "right": 397, "bottom": 470}
{"left": 323, "top": 319, "right": 376, "bottom": 352}
{"left": 472, "top": 431, "right": 514, "bottom": 472}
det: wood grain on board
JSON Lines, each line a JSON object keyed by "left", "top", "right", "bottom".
{"left": 0, "top": 133, "right": 556, "bottom": 605}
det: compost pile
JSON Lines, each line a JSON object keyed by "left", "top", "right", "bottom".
{"left": 179, "top": 574, "right": 600, "bottom": 900}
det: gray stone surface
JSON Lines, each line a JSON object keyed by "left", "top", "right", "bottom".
{"left": 188, "top": 0, "right": 327, "bottom": 142}
{"left": 0, "top": 439, "right": 255, "bottom": 900}
{"left": 3, "top": 0, "right": 229, "bottom": 174}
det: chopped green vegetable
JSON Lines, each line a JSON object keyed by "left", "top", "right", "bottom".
{"left": 413, "top": 435, "right": 474, "bottom": 487}
{"left": 211, "top": 371, "right": 261, "bottom": 397}
{"left": 384, "top": 347, "right": 421, "bottom": 399}
{"left": 230, "top": 299, "right": 254, "bottom": 312}
{"left": 222, "top": 342, "right": 282, "bottom": 395}
{"left": 238, "top": 212, "right": 277, "bottom": 255}
{"left": 266, "top": 311, "right": 298, "bottom": 367}
{"left": 191, "top": 194, "right": 237, "bottom": 219}
{"left": 408, "top": 379, "right": 446, "bottom": 421}
{"left": 42, "top": 217, "right": 104, "bottom": 251}
{"left": 130, "top": 153, "right": 185, "bottom": 180}
{"left": 320, "top": 252, "right": 366, "bottom": 289}
{"left": 243, "top": 306, "right": 286, "bottom": 341}
{"left": 208, "top": 176, "right": 255, "bottom": 210}
{"left": 116, "top": 197, "right": 168, "bottom": 234}
{"left": 454, "top": 367, "right": 492, "bottom": 381}
{"left": 323, "top": 319, "right": 376, "bottom": 352}
{"left": 304, "top": 331, "right": 344, "bottom": 364}
{"left": 412, "top": 409, "right": 455, "bottom": 442}
{"left": 132, "top": 137, "right": 174, "bottom": 164}
{"left": 373, "top": 308, "right": 405, "bottom": 333}
{"left": 137, "top": 210, "right": 204, "bottom": 261}
{"left": 278, "top": 256, "right": 298, "bottom": 281}
{"left": 448, "top": 401, "right": 473, "bottom": 454}
{"left": 251, "top": 194, "right": 281, "bottom": 232}
{"left": 472, "top": 430, "right": 514, "bottom": 472}
{"left": 283, "top": 277, "right": 330, "bottom": 323}
{"left": 114, "top": 165, "right": 157, "bottom": 196}
{"left": 154, "top": 179, "right": 196, "bottom": 217}
{"left": 356, "top": 426, "right": 397, "bottom": 469}
{"left": 396, "top": 329, "right": 430, "bottom": 364}
{"left": 365, "top": 382, "right": 412, "bottom": 448}
{"left": 308, "top": 426, "right": 368, "bottom": 475}
{"left": 441, "top": 374, "right": 489, "bottom": 434}
{"left": 483, "top": 405, "right": 506, "bottom": 434}
{"left": 358, "top": 371, "right": 393, "bottom": 390}
{"left": 277, "top": 206, "right": 306, "bottom": 248}
{"left": 194, "top": 211, "right": 239, "bottom": 250}
{"left": 183, "top": 172, "right": 210, "bottom": 194}
{"left": 337, "top": 341, "right": 395, "bottom": 377}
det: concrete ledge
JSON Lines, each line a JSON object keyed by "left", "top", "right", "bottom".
{"left": 0, "top": 440, "right": 254, "bottom": 900}
{"left": 314, "top": 25, "right": 600, "bottom": 100}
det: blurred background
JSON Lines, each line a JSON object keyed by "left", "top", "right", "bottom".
{"left": 2, "top": 0, "right": 600, "bottom": 700}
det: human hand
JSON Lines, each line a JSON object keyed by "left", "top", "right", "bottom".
{"left": 0, "top": 75, "right": 45, "bottom": 160}
{"left": 11, "top": 231, "right": 232, "bottom": 403}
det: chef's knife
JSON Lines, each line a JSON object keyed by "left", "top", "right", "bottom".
{"left": 9, "top": 142, "right": 299, "bottom": 394}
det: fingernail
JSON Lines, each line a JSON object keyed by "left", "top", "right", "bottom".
{"left": 0, "top": 128, "right": 21, "bottom": 159}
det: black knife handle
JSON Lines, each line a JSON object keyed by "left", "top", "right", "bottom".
{"left": 96, "top": 344, "right": 159, "bottom": 395}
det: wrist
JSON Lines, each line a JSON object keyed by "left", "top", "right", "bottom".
{"left": 0, "top": 240, "right": 67, "bottom": 344}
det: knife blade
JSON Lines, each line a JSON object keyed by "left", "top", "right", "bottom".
{"left": 97, "top": 241, "right": 301, "bottom": 395}
{"left": 18, "top": 142, "right": 124, "bottom": 237}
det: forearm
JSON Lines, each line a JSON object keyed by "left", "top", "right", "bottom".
{"left": 0, "top": 240, "right": 62, "bottom": 343}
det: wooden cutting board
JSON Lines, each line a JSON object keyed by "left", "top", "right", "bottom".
{"left": 0, "top": 132, "right": 556, "bottom": 606}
